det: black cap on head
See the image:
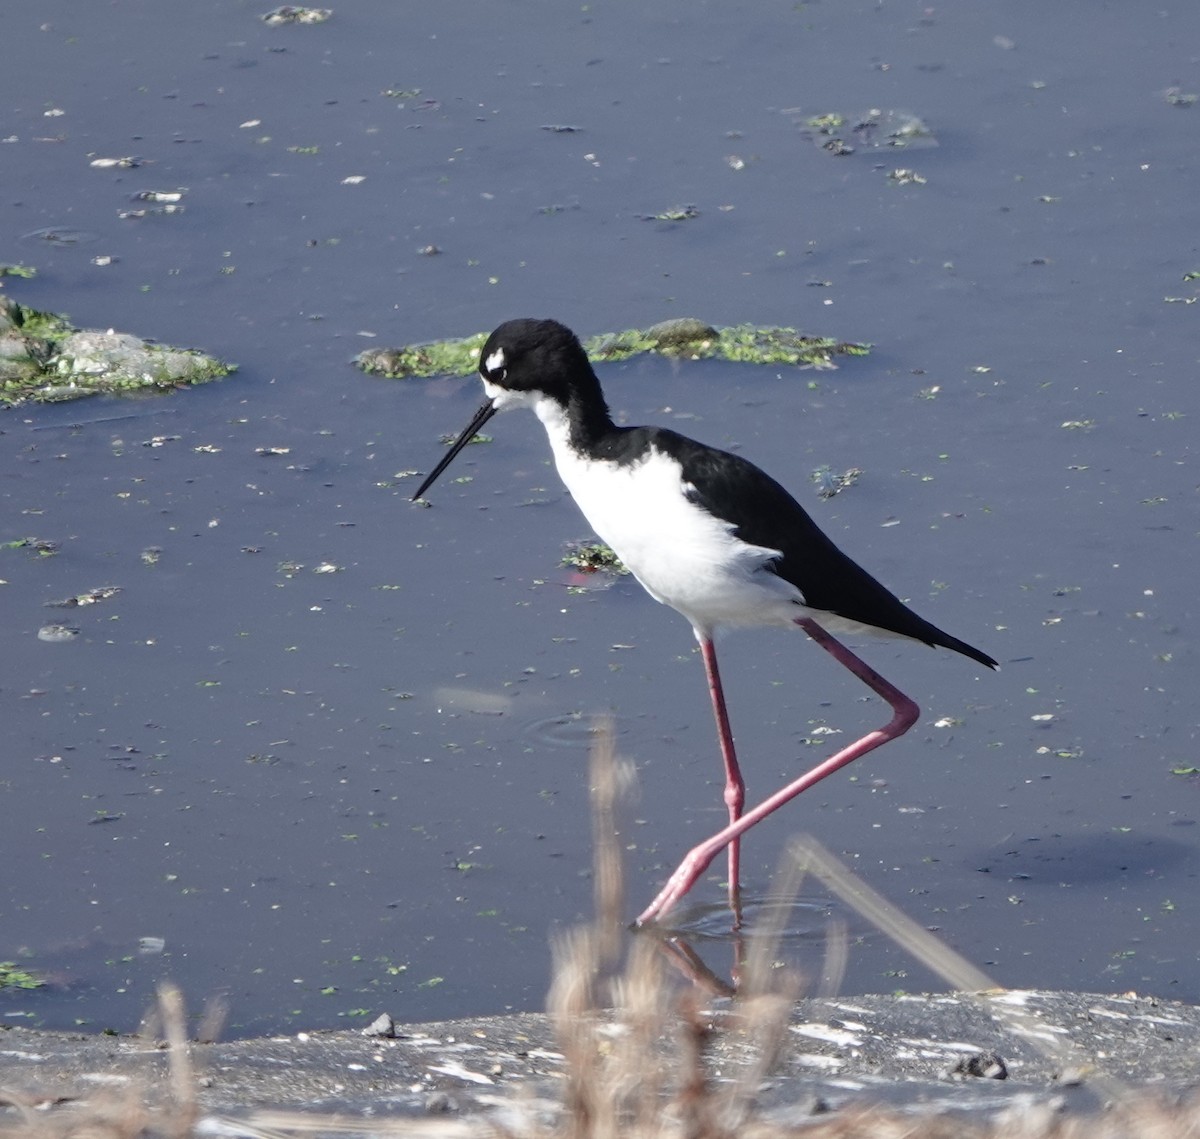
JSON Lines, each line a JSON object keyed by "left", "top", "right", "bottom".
{"left": 478, "top": 318, "right": 589, "bottom": 394}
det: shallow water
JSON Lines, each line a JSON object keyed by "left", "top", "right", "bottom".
{"left": 2, "top": 1, "right": 1198, "bottom": 1036}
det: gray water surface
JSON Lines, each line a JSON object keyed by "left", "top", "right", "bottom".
{"left": 1, "top": 1, "right": 1198, "bottom": 1036}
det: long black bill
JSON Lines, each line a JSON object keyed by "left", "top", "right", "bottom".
{"left": 411, "top": 400, "right": 498, "bottom": 501}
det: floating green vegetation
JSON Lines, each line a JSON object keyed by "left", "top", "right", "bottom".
{"left": 0, "top": 962, "right": 45, "bottom": 991}
{"left": 261, "top": 6, "right": 331, "bottom": 25}
{"left": 0, "top": 296, "right": 71, "bottom": 341}
{"left": 46, "top": 585, "right": 122, "bottom": 608}
{"left": 1167, "top": 269, "right": 1200, "bottom": 304}
{"left": 806, "top": 113, "right": 846, "bottom": 132}
{"left": 439, "top": 432, "right": 490, "bottom": 447}
{"left": 887, "top": 168, "right": 927, "bottom": 186}
{"left": 798, "top": 108, "right": 937, "bottom": 158}
{"left": 811, "top": 465, "right": 864, "bottom": 500}
{"left": 562, "top": 542, "right": 630, "bottom": 576}
{"left": 0, "top": 264, "right": 37, "bottom": 278}
{"left": 0, "top": 295, "right": 234, "bottom": 408}
{"left": 2, "top": 536, "right": 60, "bottom": 556}
{"left": 639, "top": 204, "right": 701, "bottom": 222}
{"left": 358, "top": 331, "right": 490, "bottom": 380}
{"left": 357, "top": 319, "right": 869, "bottom": 379}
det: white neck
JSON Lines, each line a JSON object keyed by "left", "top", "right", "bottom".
{"left": 532, "top": 393, "right": 573, "bottom": 454}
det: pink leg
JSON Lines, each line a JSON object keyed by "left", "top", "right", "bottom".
{"left": 697, "top": 635, "right": 744, "bottom": 921}
{"left": 636, "top": 618, "right": 920, "bottom": 927}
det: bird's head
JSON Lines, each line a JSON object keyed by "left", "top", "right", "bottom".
{"left": 411, "top": 317, "right": 594, "bottom": 502}
{"left": 478, "top": 318, "right": 589, "bottom": 412}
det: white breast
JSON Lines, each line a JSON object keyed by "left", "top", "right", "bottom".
{"left": 533, "top": 397, "right": 806, "bottom": 635}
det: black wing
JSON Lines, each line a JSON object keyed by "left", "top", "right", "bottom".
{"left": 643, "top": 427, "right": 997, "bottom": 669}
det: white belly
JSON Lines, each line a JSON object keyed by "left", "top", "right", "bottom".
{"left": 549, "top": 433, "right": 804, "bottom": 634}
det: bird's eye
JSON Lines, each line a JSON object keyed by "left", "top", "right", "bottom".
{"left": 484, "top": 347, "right": 507, "bottom": 382}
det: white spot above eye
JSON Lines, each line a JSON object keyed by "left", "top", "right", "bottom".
{"left": 485, "top": 347, "right": 506, "bottom": 374}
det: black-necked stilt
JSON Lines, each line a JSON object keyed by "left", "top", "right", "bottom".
{"left": 413, "top": 318, "right": 996, "bottom": 926}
